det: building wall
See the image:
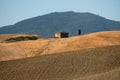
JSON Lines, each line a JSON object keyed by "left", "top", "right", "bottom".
{"left": 55, "top": 33, "right": 60, "bottom": 38}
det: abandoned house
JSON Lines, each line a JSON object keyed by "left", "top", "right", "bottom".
{"left": 55, "top": 32, "right": 69, "bottom": 38}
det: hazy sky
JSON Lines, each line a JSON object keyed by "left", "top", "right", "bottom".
{"left": 0, "top": 0, "right": 120, "bottom": 27}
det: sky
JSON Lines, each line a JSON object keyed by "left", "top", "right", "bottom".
{"left": 0, "top": 0, "right": 120, "bottom": 27}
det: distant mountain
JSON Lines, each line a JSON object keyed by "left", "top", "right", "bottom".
{"left": 0, "top": 11, "right": 120, "bottom": 38}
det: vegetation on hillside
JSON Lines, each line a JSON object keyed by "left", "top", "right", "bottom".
{"left": 5, "top": 36, "right": 39, "bottom": 42}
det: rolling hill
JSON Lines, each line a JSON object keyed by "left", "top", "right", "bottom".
{"left": 0, "top": 31, "right": 120, "bottom": 61}
{"left": 0, "top": 45, "right": 120, "bottom": 80}
{"left": 0, "top": 11, "right": 120, "bottom": 38}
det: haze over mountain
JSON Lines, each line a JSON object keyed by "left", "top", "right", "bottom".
{"left": 0, "top": 11, "right": 120, "bottom": 38}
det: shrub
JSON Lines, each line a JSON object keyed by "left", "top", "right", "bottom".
{"left": 5, "top": 36, "right": 39, "bottom": 42}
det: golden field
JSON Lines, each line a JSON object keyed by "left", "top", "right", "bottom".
{"left": 0, "top": 31, "right": 120, "bottom": 61}
{"left": 0, "top": 31, "right": 120, "bottom": 80}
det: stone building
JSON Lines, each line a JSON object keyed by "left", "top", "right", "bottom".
{"left": 55, "top": 32, "right": 69, "bottom": 38}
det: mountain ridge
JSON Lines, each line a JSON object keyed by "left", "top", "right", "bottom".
{"left": 0, "top": 11, "right": 120, "bottom": 38}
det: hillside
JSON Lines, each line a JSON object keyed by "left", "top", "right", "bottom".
{"left": 0, "top": 11, "right": 120, "bottom": 38}
{"left": 0, "top": 31, "right": 120, "bottom": 61}
{"left": 0, "top": 45, "right": 120, "bottom": 80}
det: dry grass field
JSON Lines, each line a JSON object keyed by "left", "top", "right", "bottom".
{"left": 0, "top": 45, "right": 120, "bottom": 80}
{"left": 0, "top": 31, "right": 120, "bottom": 61}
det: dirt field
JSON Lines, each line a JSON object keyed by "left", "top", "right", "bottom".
{"left": 0, "top": 45, "right": 120, "bottom": 80}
